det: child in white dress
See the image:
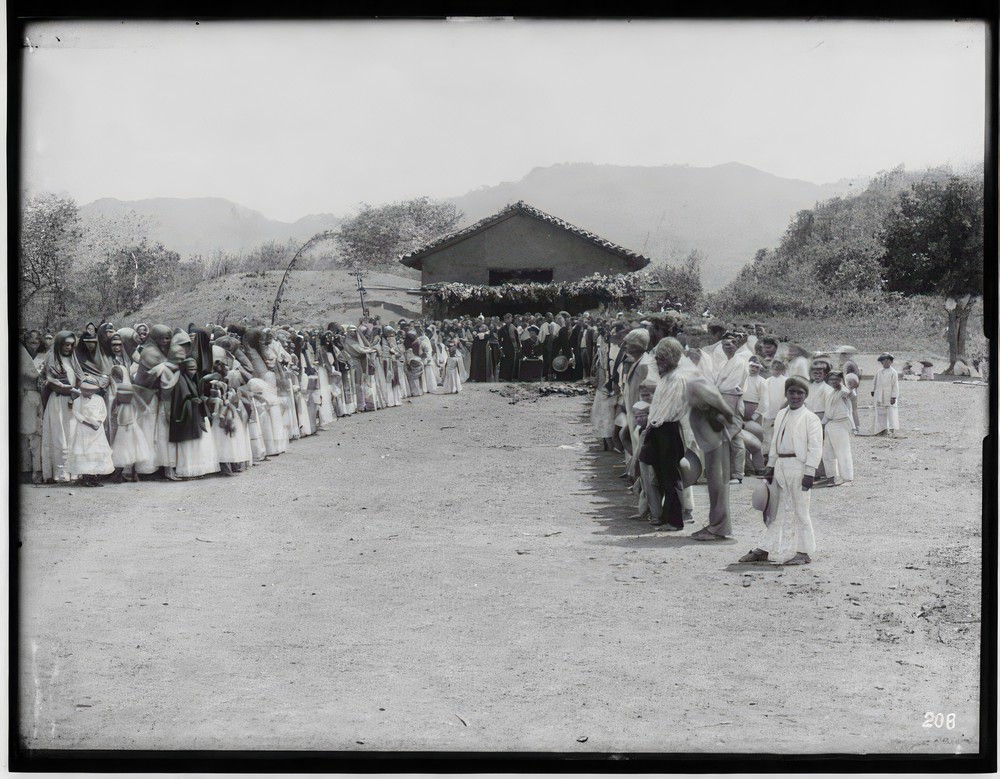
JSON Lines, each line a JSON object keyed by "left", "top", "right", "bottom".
{"left": 69, "top": 380, "right": 115, "bottom": 486}
{"left": 442, "top": 343, "right": 464, "bottom": 394}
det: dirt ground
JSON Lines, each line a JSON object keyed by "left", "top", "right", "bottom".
{"left": 16, "top": 355, "right": 987, "bottom": 755}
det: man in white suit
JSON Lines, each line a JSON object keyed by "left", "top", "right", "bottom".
{"left": 738, "top": 375, "right": 823, "bottom": 565}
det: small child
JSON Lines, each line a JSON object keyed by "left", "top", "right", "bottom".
{"left": 872, "top": 352, "right": 900, "bottom": 436}
{"left": 109, "top": 366, "right": 152, "bottom": 482}
{"left": 442, "top": 342, "right": 463, "bottom": 394}
{"left": 69, "top": 379, "right": 115, "bottom": 486}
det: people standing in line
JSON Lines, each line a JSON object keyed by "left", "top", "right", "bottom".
{"left": 872, "top": 352, "right": 900, "bottom": 437}
{"left": 739, "top": 376, "right": 823, "bottom": 565}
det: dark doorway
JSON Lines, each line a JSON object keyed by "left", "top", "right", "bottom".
{"left": 488, "top": 268, "right": 554, "bottom": 286}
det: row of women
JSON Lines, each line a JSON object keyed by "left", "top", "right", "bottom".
{"left": 18, "top": 321, "right": 465, "bottom": 485}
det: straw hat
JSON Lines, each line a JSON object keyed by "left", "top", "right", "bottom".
{"left": 680, "top": 447, "right": 703, "bottom": 488}
{"left": 552, "top": 355, "right": 570, "bottom": 373}
{"left": 845, "top": 372, "right": 860, "bottom": 389}
{"left": 833, "top": 345, "right": 858, "bottom": 354}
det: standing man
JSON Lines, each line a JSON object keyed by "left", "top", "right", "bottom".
{"left": 738, "top": 376, "right": 823, "bottom": 565}
{"left": 823, "top": 370, "right": 854, "bottom": 486}
{"left": 872, "top": 352, "right": 900, "bottom": 436}
{"left": 714, "top": 335, "right": 749, "bottom": 485}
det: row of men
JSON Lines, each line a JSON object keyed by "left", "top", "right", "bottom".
{"left": 591, "top": 319, "right": 902, "bottom": 564}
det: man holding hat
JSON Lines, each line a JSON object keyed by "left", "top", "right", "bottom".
{"left": 739, "top": 375, "right": 823, "bottom": 565}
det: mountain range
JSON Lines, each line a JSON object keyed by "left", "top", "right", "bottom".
{"left": 79, "top": 162, "right": 865, "bottom": 290}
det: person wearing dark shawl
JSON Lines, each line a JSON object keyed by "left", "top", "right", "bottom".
{"left": 568, "top": 316, "right": 586, "bottom": 381}
{"left": 134, "top": 323, "right": 150, "bottom": 348}
{"left": 191, "top": 328, "right": 215, "bottom": 377}
{"left": 169, "top": 357, "right": 220, "bottom": 479}
{"left": 97, "top": 322, "right": 117, "bottom": 361}
{"left": 468, "top": 325, "right": 495, "bottom": 382}
{"left": 497, "top": 314, "right": 520, "bottom": 382}
{"left": 74, "top": 325, "right": 113, "bottom": 394}
{"left": 40, "top": 331, "right": 84, "bottom": 482}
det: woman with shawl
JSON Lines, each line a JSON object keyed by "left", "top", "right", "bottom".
{"left": 20, "top": 333, "right": 44, "bottom": 482}
{"left": 269, "top": 329, "right": 300, "bottom": 440}
{"left": 292, "top": 333, "right": 319, "bottom": 436}
{"left": 245, "top": 377, "right": 285, "bottom": 457}
{"left": 405, "top": 340, "right": 425, "bottom": 397}
{"left": 243, "top": 328, "right": 290, "bottom": 454}
{"left": 132, "top": 324, "right": 178, "bottom": 476}
{"left": 116, "top": 327, "right": 140, "bottom": 368}
{"left": 170, "top": 356, "right": 220, "bottom": 478}
{"left": 414, "top": 327, "right": 439, "bottom": 392}
{"left": 40, "top": 331, "right": 84, "bottom": 482}
{"left": 342, "top": 325, "right": 379, "bottom": 412}
{"left": 108, "top": 364, "right": 152, "bottom": 481}
{"left": 74, "top": 324, "right": 113, "bottom": 395}
{"left": 468, "top": 325, "right": 495, "bottom": 382}
{"left": 314, "top": 331, "right": 342, "bottom": 423}
{"left": 379, "top": 327, "right": 405, "bottom": 407}
{"left": 442, "top": 341, "right": 464, "bottom": 394}
{"left": 367, "top": 327, "right": 391, "bottom": 410}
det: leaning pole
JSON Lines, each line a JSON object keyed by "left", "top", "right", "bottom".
{"left": 270, "top": 230, "right": 338, "bottom": 326}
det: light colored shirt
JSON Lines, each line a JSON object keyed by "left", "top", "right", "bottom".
{"left": 648, "top": 371, "right": 689, "bottom": 427}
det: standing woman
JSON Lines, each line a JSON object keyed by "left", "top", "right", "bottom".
{"left": 497, "top": 314, "right": 520, "bottom": 382}
{"left": 379, "top": 327, "right": 404, "bottom": 407}
{"left": 132, "top": 324, "right": 178, "bottom": 478}
{"left": 244, "top": 327, "right": 289, "bottom": 454}
{"left": 40, "top": 331, "right": 83, "bottom": 483}
{"left": 416, "top": 326, "right": 439, "bottom": 393}
{"left": 468, "top": 325, "right": 495, "bottom": 382}
{"left": 170, "top": 357, "right": 220, "bottom": 479}
{"left": 20, "top": 333, "right": 44, "bottom": 483}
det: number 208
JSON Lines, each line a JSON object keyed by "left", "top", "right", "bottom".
{"left": 923, "top": 712, "right": 956, "bottom": 729}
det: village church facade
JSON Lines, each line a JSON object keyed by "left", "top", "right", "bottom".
{"left": 399, "top": 201, "right": 650, "bottom": 287}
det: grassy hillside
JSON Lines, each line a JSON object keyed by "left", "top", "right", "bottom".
{"left": 115, "top": 268, "right": 424, "bottom": 328}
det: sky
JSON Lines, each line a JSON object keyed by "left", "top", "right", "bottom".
{"left": 19, "top": 18, "right": 987, "bottom": 222}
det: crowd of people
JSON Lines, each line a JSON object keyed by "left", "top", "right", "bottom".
{"left": 17, "top": 317, "right": 477, "bottom": 486}
{"left": 590, "top": 315, "right": 901, "bottom": 566}
{"left": 19, "top": 309, "right": 902, "bottom": 566}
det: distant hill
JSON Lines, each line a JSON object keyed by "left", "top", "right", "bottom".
{"left": 114, "top": 268, "right": 423, "bottom": 328}
{"left": 81, "top": 162, "right": 864, "bottom": 290}
{"left": 447, "top": 162, "right": 863, "bottom": 289}
{"left": 78, "top": 197, "right": 342, "bottom": 260}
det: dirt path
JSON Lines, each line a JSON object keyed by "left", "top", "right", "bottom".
{"left": 17, "top": 364, "right": 986, "bottom": 754}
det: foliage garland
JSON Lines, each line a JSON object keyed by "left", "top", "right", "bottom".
{"left": 422, "top": 272, "right": 643, "bottom": 313}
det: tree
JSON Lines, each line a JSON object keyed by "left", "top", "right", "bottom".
{"left": 335, "top": 197, "right": 463, "bottom": 272}
{"left": 19, "top": 193, "right": 83, "bottom": 328}
{"left": 881, "top": 175, "right": 984, "bottom": 372}
{"left": 645, "top": 249, "right": 705, "bottom": 310}
{"left": 69, "top": 240, "right": 183, "bottom": 319}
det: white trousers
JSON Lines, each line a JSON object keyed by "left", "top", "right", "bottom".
{"left": 874, "top": 403, "right": 899, "bottom": 433}
{"left": 758, "top": 457, "right": 816, "bottom": 561}
{"left": 823, "top": 418, "right": 854, "bottom": 483}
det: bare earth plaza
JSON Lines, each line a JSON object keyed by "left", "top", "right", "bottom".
{"left": 12, "top": 17, "right": 993, "bottom": 767}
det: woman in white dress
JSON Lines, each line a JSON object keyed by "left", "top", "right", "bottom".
{"left": 41, "top": 331, "right": 83, "bottom": 483}
{"left": 244, "top": 328, "right": 289, "bottom": 455}
{"left": 170, "top": 357, "right": 220, "bottom": 479}
{"left": 442, "top": 342, "right": 464, "bottom": 394}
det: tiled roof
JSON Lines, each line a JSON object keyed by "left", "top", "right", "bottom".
{"left": 398, "top": 201, "right": 650, "bottom": 271}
